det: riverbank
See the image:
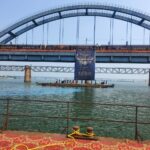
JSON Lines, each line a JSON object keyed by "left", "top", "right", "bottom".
{"left": 0, "top": 130, "right": 150, "bottom": 150}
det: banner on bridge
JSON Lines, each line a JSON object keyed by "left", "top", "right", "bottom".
{"left": 74, "top": 48, "right": 95, "bottom": 80}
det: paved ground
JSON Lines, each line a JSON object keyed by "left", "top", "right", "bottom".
{"left": 0, "top": 131, "right": 150, "bottom": 150}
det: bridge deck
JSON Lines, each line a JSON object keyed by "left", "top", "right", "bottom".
{"left": 1, "top": 44, "right": 150, "bottom": 53}
{"left": 0, "top": 45, "right": 150, "bottom": 63}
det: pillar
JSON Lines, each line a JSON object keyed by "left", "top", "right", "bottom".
{"left": 24, "top": 65, "right": 31, "bottom": 83}
{"left": 149, "top": 69, "right": 150, "bottom": 86}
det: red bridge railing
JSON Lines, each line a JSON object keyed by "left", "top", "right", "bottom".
{"left": 0, "top": 44, "right": 150, "bottom": 53}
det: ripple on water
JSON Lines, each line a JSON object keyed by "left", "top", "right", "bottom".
{"left": 0, "top": 78, "right": 150, "bottom": 139}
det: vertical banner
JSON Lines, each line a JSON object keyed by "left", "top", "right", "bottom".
{"left": 75, "top": 47, "right": 95, "bottom": 80}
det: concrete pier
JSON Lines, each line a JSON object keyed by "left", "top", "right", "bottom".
{"left": 24, "top": 65, "right": 31, "bottom": 82}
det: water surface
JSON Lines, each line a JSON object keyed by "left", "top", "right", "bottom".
{"left": 0, "top": 77, "right": 150, "bottom": 140}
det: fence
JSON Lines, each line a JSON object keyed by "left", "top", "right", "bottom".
{"left": 0, "top": 99, "right": 150, "bottom": 140}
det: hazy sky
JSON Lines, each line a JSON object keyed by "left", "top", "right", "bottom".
{"left": 1, "top": 0, "right": 150, "bottom": 28}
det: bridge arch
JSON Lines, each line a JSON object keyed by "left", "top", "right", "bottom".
{"left": 1, "top": 3, "right": 150, "bottom": 44}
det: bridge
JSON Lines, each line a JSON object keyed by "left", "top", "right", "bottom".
{"left": 0, "top": 65, "right": 150, "bottom": 85}
{"left": 0, "top": 3, "right": 150, "bottom": 84}
{"left": 0, "top": 3, "right": 150, "bottom": 63}
{"left": 0, "top": 65, "right": 149, "bottom": 74}
{"left": 0, "top": 45, "right": 150, "bottom": 63}
{"left": 1, "top": 3, "right": 150, "bottom": 44}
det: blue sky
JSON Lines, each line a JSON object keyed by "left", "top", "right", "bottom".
{"left": 1, "top": 0, "right": 150, "bottom": 29}
{"left": 1, "top": 0, "right": 150, "bottom": 26}
{"left": 0, "top": 0, "right": 150, "bottom": 79}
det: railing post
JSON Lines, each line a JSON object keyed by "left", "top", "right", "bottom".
{"left": 3, "top": 99, "right": 10, "bottom": 130}
{"left": 66, "top": 102, "right": 70, "bottom": 136}
{"left": 135, "top": 106, "right": 138, "bottom": 140}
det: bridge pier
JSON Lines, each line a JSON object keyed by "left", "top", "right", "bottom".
{"left": 24, "top": 65, "right": 31, "bottom": 83}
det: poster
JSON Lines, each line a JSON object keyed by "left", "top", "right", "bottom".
{"left": 75, "top": 48, "right": 95, "bottom": 80}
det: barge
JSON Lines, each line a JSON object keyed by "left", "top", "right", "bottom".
{"left": 36, "top": 82, "right": 114, "bottom": 88}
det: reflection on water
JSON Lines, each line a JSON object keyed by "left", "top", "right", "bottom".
{"left": 0, "top": 78, "right": 81, "bottom": 100}
{"left": 0, "top": 77, "right": 150, "bottom": 105}
{"left": 0, "top": 77, "right": 150, "bottom": 139}
{"left": 71, "top": 88, "right": 95, "bottom": 117}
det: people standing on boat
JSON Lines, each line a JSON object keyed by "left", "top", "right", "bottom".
{"left": 101, "top": 81, "right": 104, "bottom": 85}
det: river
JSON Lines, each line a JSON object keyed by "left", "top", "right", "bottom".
{"left": 0, "top": 77, "right": 150, "bottom": 140}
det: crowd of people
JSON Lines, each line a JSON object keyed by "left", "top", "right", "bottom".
{"left": 55, "top": 79, "right": 108, "bottom": 85}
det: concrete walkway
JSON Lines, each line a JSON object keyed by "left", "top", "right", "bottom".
{"left": 0, "top": 131, "right": 150, "bottom": 150}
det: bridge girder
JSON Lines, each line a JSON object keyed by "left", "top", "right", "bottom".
{"left": 1, "top": 3, "right": 150, "bottom": 44}
{"left": 0, "top": 65, "right": 149, "bottom": 74}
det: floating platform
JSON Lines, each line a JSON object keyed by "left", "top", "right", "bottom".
{"left": 36, "top": 82, "right": 114, "bottom": 88}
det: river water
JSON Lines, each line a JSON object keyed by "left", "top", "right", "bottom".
{"left": 0, "top": 77, "right": 150, "bottom": 140}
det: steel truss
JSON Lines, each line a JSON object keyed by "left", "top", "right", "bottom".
{"left": 0, "top": 65, "right": 149, "bottom": 74}
{"left": 32, "top": 66, "right": 74, "bottom": 73}
{"left": 0, "top": 65, "right": 24, "bottom": 71}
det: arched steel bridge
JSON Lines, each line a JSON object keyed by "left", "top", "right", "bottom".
{"left": 0, "top": 65, "right": 149, "bottom": 74}
{"left": 1, "top": 3, "right": 150, "bottom": 44}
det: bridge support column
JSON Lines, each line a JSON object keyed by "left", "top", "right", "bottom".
{"left": 24, "top": 65, "right": 31, "bottom": 83}
{"left": 149, "top": 69, "right": 150, "bottom": 86}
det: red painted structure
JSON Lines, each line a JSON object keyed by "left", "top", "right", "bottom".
{"left": 0, "top": 45, "right": 150, "bottom": 53}
{"left": 0, "top": 131, "right": 150, "bottom": 150}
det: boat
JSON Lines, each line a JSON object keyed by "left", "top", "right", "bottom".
{"left": 36, "top": 82, "right": 114, "bottom": 88}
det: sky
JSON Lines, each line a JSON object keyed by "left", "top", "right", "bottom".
{"left": 0, "top": 0, "right": 150, "bottom": 80}
{"left": 0, "top": 0, "right": 150, "bottom": 30}
{"left": 1, "top": 0, "right": 150, "bottom": 45}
